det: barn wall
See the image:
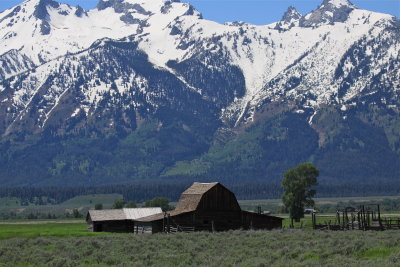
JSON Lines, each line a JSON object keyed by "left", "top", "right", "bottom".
{"left": 93, "top": 220, "right": 135, "bottom": 233}
{"left": 151, "top": 221, "right": 164, "bottom": 233}
{"left": 241, "top": 212, "right": 283, "bottom": 230}
{"left": 193, "top": 211, "right": 242, "bottom": 231}
{"left": 150, "top": 210, "right": 282, "bottom": 233}
{"left": 197, "top": 184, "right": 241, "bottom": 211}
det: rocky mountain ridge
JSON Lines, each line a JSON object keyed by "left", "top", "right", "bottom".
{"left": 0, "top": 0, "right": 398, "bottom": 186}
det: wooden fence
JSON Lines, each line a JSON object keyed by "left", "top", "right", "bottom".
{"left": 312, "top": 204, "right": 400, "bottom": 231}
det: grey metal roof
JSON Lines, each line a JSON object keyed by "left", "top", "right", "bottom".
{"left": 87, "top": 208, "right": 162, "bottom": 222}
{"left": 123, "top": 208, "right": 162, "bottom": 220}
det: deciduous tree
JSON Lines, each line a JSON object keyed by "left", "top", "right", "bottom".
{"left": 112, "top": 199, "right": 125, "bottom": 209}
{"left": 282, "top": 162, "right": 319, "bottom": 226}
{"left": 125, "top": 201, "right": 137, "bottom": 208}
{"left": 145, "top": 197, "right": 172, "bottom": 211}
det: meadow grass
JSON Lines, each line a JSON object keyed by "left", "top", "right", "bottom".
{"left": 0, "top": 215, "right": 358, "bottom": 240}
{"left": 0, "top": 222, "right": 109, "bottom": 239}
{"left": 0, "top": 229, "right": 399, "bottom": 266}
{"left": 238, "top": 195, "right": 400, "bottom": 214}
{"left": 0, "top": 194, "right": 125, "bottom": 220}
{"left": 0, "top": 197, "right": 21, "bottom": 207}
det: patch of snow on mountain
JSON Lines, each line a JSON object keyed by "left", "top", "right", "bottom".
{"left": 71, "top": 108, "right": 80, "bottom": 117}
{"left": 0, "top": 0, "right": 398, "bottom": 129}
{"left": 0, "top": 0, "right": 142, "bottom": 64}
{"left": 323, "top": 0, "right": 355, "bottom": 8}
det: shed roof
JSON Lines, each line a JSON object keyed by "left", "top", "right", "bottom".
{"left": 87, "top": 208, "right": 162, "bottom": 222}
{"left": 136, "top": 209, "right": 190, "bottom": 222}
{"left": 123, "top": 208, "right": 163, "bottom": 220}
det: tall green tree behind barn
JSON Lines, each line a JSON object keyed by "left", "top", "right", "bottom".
{"left": 282, "top": 163, "right": 319, "bottom": 226}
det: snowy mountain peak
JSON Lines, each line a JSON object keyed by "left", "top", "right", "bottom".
{"left": 300, "top": 0, "right": 356, "bottom": 27}
{"left": 283, "top": 6, "right": 302, "bottom": 21}
{"left": 275, "top": 6, "right": 301, "bottom": 30}
{"left": 74, "top": 5, "right": 87, "bottom": 17}
{"left": 96, "top": 0, "right": 174, "bottom": 13}
{"left": 321, "top": 0, "right": 356, "bottom": 8}
{"left": 32, "top": 0, "right": 60, "bottom": 20}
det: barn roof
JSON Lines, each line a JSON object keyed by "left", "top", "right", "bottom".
{"left": 138, "top": 182, "right": 229, "bottom": 222}
{"left": 87, "top": 208, "right": 162, "bottom": 222}
{"left": 175, "top": 182, "right": 219, "bottom": 212}
{"left": 181, "top": 182, "right": 219, "bottom": 195}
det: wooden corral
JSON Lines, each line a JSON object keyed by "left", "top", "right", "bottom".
{"left": 137, "top": 182, "right": 283, "bottom": 233}
{"left": 86, "top": 208, "right": 162, "bottom": 233}
{"left": 312, "top": 204, "right": 400, "bottom": 231}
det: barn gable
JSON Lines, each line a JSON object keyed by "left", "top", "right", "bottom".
{"left": 175, "top": 182, "right": 241, "bottom": 212}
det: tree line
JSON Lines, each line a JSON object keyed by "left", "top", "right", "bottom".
{"left": 1, "top": 183, "right": 400, "bottom": 205}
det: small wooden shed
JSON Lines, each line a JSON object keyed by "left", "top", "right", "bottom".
{"left": 86, "top": 208, "right": 162, "bottom": 233}
{"left": 137, "top": 182, "right": 283, "bottom": 233}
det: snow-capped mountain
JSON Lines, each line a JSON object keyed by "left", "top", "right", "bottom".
{"left": 275, "top": 6, "right": 302, "bottom": 31}
{"left": 0, "top": 0, "right": 399, "bottom": 186}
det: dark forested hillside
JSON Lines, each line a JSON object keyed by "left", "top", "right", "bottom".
{"left": 0, "top": 103, "right": 399, "bottom": 187}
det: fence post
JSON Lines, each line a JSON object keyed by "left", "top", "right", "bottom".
{"left": 312, "top": 212, "right": 316, "bottom": 230}
{"left": 362, "top": 206, "right": 367, "bottom": 231}
{"left": 163, "top": 212, "right": 165, "bottom": 233}
{"left": 378, "top": 205, "right": 383, "bottom": 230}
{"left": 167, "top": 213, "right": 170, "bottom": 233}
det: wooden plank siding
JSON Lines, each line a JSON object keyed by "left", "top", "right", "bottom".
{"left": 195, "top": 184, "right": 241, "bottom": 212}
{"left": 147, "top": 210, "right": 282, "bottom": 233}
{"left": 91, "top": 220, "right": 135, "bottom": 233}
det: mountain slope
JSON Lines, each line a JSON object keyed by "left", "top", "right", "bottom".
{"left": 0, "top": 0, "right": 398, "bottom": 186}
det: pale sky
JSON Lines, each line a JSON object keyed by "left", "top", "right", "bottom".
{"left": 0, "top": 0, "right": 399, "bottom": 25}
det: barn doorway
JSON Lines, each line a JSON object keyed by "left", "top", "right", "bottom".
{"left": 94, "top": 224, "right": 103, "bottom": 232}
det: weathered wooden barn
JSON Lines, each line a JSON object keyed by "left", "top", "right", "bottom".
{"left": 86, "top": 208, "right": 162, "bottom": 233}
{"left": 137, "top": 182, "right": 283, "bottom": 233}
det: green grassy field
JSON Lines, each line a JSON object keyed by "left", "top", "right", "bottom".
{"left": 59, "top": 194, "right": 123, "bottom": 208}
{"left": 239, "top": 195, "right": 400, "bottom": 205}
{"left": 0, "top": 197, "right": 21, "bottom": 207}
{"left": 1, "top": 194, "right": 399, "bottom": 220}
{"left": 0, "top": 194, "right": 125, "bottom": 220}
{"left": 1, "top": 194, "right": 399, "bottom": 265}
{"left": 238, "top": 195, "right": 400, "bottom": 214}
{"left": 0, "top": 223, "right": 399, "bottom": 266}
{"left": 0, "top": 221, "right": 110, "bottom": 240}
{"left": 0, "top": 216, "right": 320, "bottom": 238}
